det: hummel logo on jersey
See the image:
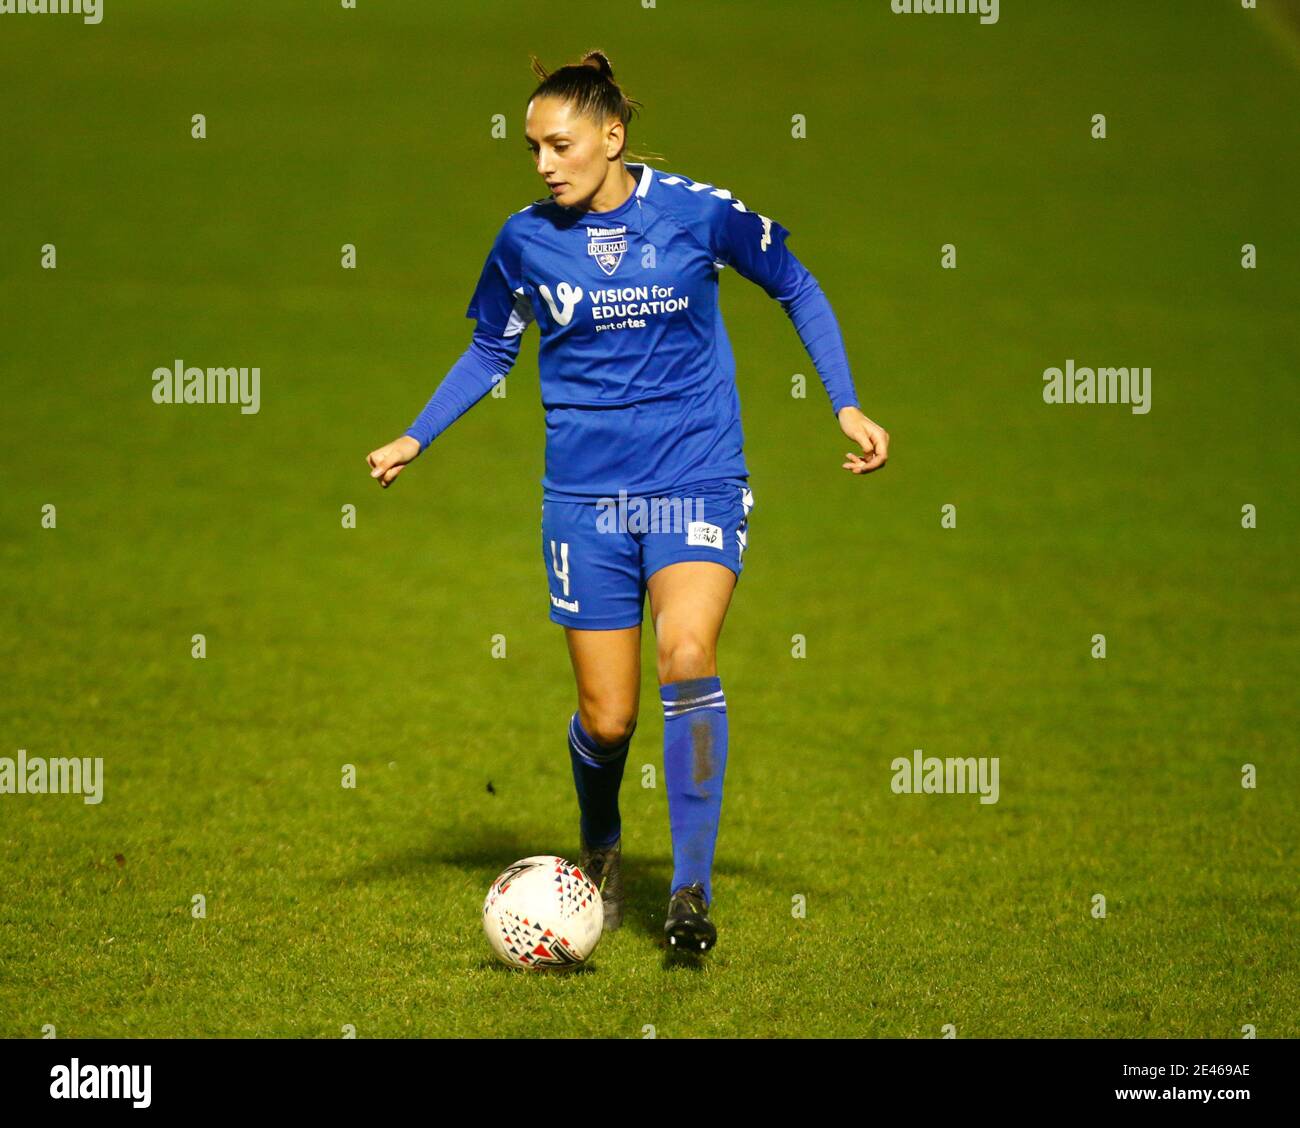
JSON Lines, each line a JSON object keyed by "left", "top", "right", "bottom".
{"left": 686, "top": 521, "right": 723, "bottom": 549}
{"left": 759, "top": 216, "right": 772, "bottom": 251}
{"left": 586, "top": 225, "right": 628, "bottom": 276}
{"left": 538, "top": 281, "right": 584, "bottom": 326}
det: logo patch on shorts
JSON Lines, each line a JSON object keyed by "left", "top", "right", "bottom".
{"left": 687, "top": 521, "right": 723, "bottom": 549}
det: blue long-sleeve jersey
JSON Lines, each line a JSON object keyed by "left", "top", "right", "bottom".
{"left": 405, "top": 161, "right": 859, "bottom": 500}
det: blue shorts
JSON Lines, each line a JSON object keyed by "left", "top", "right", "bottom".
{"left": 541, "top": 478, "right": 755, "bottom": 629}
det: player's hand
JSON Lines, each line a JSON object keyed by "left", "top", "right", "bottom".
{"left": 366, "top": 435, "right": 422, "bottom": 489}
{"left": 837, "top": 406, "right": 889, "bottom": 474}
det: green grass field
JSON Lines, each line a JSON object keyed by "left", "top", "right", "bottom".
{"left": 1, "top": 0, "right": 1297, "bottom": 1038}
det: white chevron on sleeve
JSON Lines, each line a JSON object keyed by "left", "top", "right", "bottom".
{"left": 658, "top": 175, "right": 750, "bottom": 212}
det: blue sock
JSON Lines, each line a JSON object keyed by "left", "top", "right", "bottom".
{"left": 568, "top": 712, "right": 630, "bottom": 849}
{"left": 660, "top": 676, "right": 728, "bottom": 904}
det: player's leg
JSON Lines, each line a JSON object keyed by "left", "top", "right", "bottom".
{"left": 641, "top": 479, "right": 753, "bottom": 951}
{"left": 647, "top": 556, "right": 736, "bottom": 845}
{"left": 646, "top": 560, "right": 737, "bottom": 952}
{"left": 564, "top": 626, "right": 640, "bottom": 930}
{"left": 566, "top": 625, "right": 642, "bottom": 747}
{"left": 542, "top": 495, "right": 645, "bottom": 930}
{"left": 565, "top": 623, "right": 641, "bottom": 843}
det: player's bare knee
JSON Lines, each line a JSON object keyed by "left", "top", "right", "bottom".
{"left": 657, "top": 639, "right": 715, "bottom": 684}
{"left": 581, "top": 709, "right": 637, "bottom": 750}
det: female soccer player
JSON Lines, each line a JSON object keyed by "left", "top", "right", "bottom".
{"left": 365, "top": 50, "right": 888, "bottom": 954}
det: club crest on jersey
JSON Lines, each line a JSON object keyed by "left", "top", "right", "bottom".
{"left": 586, "top": 225, "right": 628, "bottom": 276}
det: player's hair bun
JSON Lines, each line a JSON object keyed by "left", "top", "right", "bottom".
{"left": 581, "top": 50, "right": 615, "bottom": 81}
{"left": 527, "top": 47, "right": 656, "bottom": 162}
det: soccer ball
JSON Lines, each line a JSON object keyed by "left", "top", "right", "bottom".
{"left": 483, "top": 855, "right": 604, "bottom": 970}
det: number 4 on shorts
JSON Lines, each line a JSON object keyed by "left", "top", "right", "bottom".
{"left": 549, "top": 539, "right": 570, "bottom": 597}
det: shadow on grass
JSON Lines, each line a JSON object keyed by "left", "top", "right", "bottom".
{"left": 335, "top": 823, "right": 770, "bottom": 954}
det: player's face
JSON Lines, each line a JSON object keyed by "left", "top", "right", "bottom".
{"left": 524, "top": 96, "right": 611, "bottom": 209}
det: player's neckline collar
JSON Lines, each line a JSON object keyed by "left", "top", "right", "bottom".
{"left": 566, "top": 163, "right": 653, "bottom": 221}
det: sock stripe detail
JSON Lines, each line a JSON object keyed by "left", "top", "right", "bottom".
{"left": 569, "top": 713, "right": 630, "bottom": 765}
{"left": 663, "top": 703, "right": 727, "bottom": 719}
{"left": 662, "top": 698, "right": 727, "bottom": 719}
{"left": 660, "top": 688, "right": 725, "bottom": 708}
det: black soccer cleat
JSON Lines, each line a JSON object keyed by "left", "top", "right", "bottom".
{"left": 665, "top": 882, "right": 716, "bottom": 953}
{"left": 578, "top": 831, "right": 624, "bottom": 931}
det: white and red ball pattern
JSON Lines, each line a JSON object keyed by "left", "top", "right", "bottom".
{"left": 483, "top": 855, "right": 603, "bottom": 970}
